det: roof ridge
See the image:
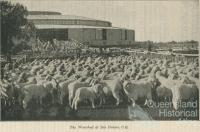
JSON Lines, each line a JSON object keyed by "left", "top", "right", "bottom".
{"left": 27, "top": 14, "right": 110, "bottom": 22}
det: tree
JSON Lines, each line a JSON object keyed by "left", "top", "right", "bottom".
{"left": 147, "top": 40, "right": 153, "bottom": 51}
{"left": 21, "top": 22, "right": 36, "bottom": 42}
{"left": 1, "top": 1, "right": 28, "bottom": 55}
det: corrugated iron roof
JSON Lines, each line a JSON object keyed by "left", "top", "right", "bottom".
{"left": 34, "top": 24, "right": 124, "bottom": 29}
{"left": 27, "top": 15, "right": 107, "bottom": 22}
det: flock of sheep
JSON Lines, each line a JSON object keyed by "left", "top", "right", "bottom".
{"left": 0, "top": 53, "right": 199, "bottom": 119}
{"left": 32, "top": 39, "right": 86, "bottom": 52}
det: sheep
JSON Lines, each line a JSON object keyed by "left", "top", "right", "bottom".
{"left": 85, "top": 77, "right": 94, "bottom": 84}
{"left": 156, "top": 86, "right": 173, "bottom": 102}
{"left": 30, "top": 65, "right": 42, "bottom": 75}
{"left": 66, "top": 67, "right": 75, "bottom": 77}
{"left": 58, "top": 79, "right": 75, "bottom": 105}
{"left": 167, "top": 68, "right": 178, "bottom": 78}
{"left": 98, "top": 70, "right": 107, "bottom": 80}
{"left": 160, "top": 66, "right": 168, "bottom": 78}
{"left": 2, "top": 52, "right": 199, "bottom": 117}
{"left": 172, "top": 83, "right": 199, "bottom": 110}
{"left": 123, "top": 76, "right": 158, "bottom": 107}
{"left": 23, "top": 79, "right": 58, "bottom": 108}
{"left": 99, "top": 78, "right": 124, "bottom": 106}
{"left": 0, "top": 80, "right": 9, "bottom": 98}
{"left": 57, "top": 63, "right": 65, "bottom": 72}
{"left": 144, "top": 66, "right": 152, "bottom": 74}
{"left": 80, "top": 69, "right": 91, "bottom": 77}
{"left": 150, "top": 66, "right": 160, "bottom": 74}
{"left": 36, "top": 77, "right": 60, "bottom": 103}
{"left": 178, "top": 83, "right": 199, "bottom": 100}
{"left": 68, "top": 80, "right": 90, "bottom": 107}
{"left": 168, "top": 72, "right": 179, "bottom": 80}
{"left": 53, "top": 72, "right": 65, "bottom": 82}
{"left": 4, "top": 75, "right": 38, "bottom": 105}
{"left": 71, "top": 84, "right": 104, "bottom": 110}
{"left": 182, "top": 76, "right": 200, "bottom": 89}
{"left": 155, "top": 71, "right": 183, "bottom": 90}
{"left": 17, "top": 72, "right": 27, "bottom": 83}
{"left": 105, "top": 72, "right": 123, "bottom": 80}
{"left": 4, "top": 63, "right": 12, "bottom": 71}
{"left": 27, "top": 77, "right": 37, "bottom": 84}
{"left": 155, "top": 71, "right": 198, "bottom": 110}
{"left": 14, "top": 76, "right": 38, "bottom": 91}
{"left": 21, "top": 84, "right": 46, "bottom": 109}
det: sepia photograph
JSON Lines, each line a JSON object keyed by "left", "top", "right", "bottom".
{"left": 0, "top": 0, "right": 199, "bottom": 121}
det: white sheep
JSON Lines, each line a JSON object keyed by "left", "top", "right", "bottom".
{"left": 155, "top": 71, "right": 198, "bottom": 110}
{"left": 100, "top": 78, "right": 124, "bottom": 105}
{"left": 123, "top": 76, "right": 157, "bottom": 107}
{"left": 22, "top": 84, "right": 47, "bottom": 109}
{"left": 58, "top": 79, "right": 75, "bottom": 104}
{"left": 172, "top": 83, "right": 199, "bottom": 110}
{"left": 71, "top": 84, "right": 104, "bottom": 110}
{"left": 68, "top": 80, "right": 90, "bottom": 107}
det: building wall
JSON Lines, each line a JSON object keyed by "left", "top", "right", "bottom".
{"left": 121, "top": 29, "right": 126, "bottom": 40}
{"left": 83, "top": 29, "right": 96, "bottom": 41}
{"left": 36, "top": 28, "right": 135, "bottom": 46}
{"left": 95, "top": 29, "right": 103, "bottom": 40}
{"left": 82, "top": 29, "right": 135, "bottom": 46}
{"left": 36, "top": 29, "right": 68, "bottom": 41}
{"left": 68, "top": 28, "right": 83, "bottom": 42}
{"left": 127, "top": 30, "right": 135, "bottom": 41}
{"left": 107, "top": 29, "right": 122, "bottom": 41}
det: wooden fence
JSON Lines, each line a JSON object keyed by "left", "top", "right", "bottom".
{"left": 129, "top": 51, "right": 199, "bottom": 63}
{"left": 1, "top": 50, "right": 199, "bottom": 65}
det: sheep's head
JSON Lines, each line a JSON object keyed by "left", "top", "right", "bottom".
{"left": 28, "top": 77, "right": 37, "bottom": 84}
{"left": 85, "top": 77, "right": 92, "bottom": 84}
{"left": 148, "top": 75, "right": 161, "bottom": 89}
{"left": 120, "top": 73, "right": 129, "bottom": 82}
{"left": 74, "top": 74, "right": 80, "bottom": 80}
{"left": 123, "top": 81, "right": 132, "bottom": 94}
{"left": 78, "top": 77, "right": 86, "bottom": 82}
{"left": 93, "top": 84, "right": 103, "bottom": 94}
{"left": 181, "top": 76, "right": 195, "bottom": 84}
{"left": 155, "top": 71, "right": 162, "bottom": 78}
{"left": 45, "top": 75, "right": 52, "bottom": 81}
{"left": 168, "top": 73, "right": 179, "bottom": 80}
{"left": 90, "top": 78, "right": 100, "bottom": 86}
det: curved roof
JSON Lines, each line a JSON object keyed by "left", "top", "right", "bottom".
{"left": 34, "top": 24, "right": 122, "bottom": 29}
{"left": 27, "top": 14, "right": 112, "bottom": 27}
{"left": 28, "top": 15, "right": 106, "bottom": 22}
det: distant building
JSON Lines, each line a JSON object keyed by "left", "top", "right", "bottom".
{"left": 27, "top": 11, "right": 135, "bottom": 47}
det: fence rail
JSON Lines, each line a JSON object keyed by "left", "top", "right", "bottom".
{"left": 1, "top": 50, "right": 199, "bottom": 65}
{"left": 129, "top": 51, "right": 199, "bottom": 63}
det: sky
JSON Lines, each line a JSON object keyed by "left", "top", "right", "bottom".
{"left": 10, "top": 0, "right": 199, "bottom": 42}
